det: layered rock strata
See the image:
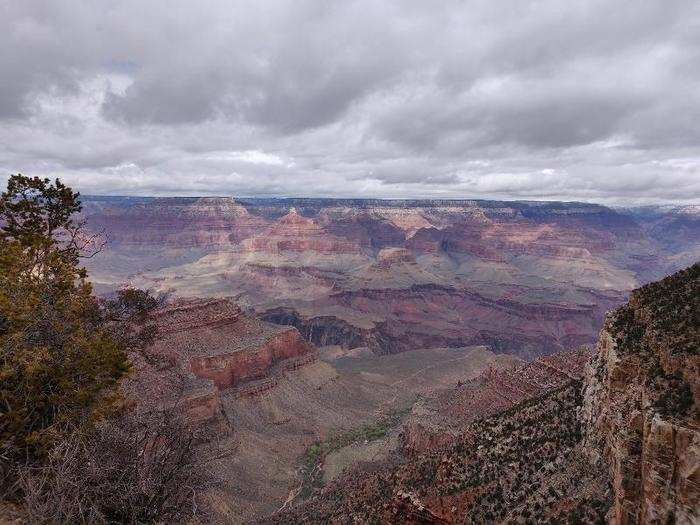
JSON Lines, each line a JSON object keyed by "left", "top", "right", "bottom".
{"left": 83, "top": 198, "right": 700, "bottom": 359}
{"left": 125, "top": 298, "right": 317, "bottom": 433}
{"left": 266, "top": 263, "right": 699, "bottom": 524}
{"left": 582, "top": 263, "right": 699, "bottom": 524}
{"left": 150, "top": 298, "right": 316, "bottom": 390}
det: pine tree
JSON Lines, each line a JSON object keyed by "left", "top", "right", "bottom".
{"left": 0, "top": 175, "right": 130, "bottom": 492}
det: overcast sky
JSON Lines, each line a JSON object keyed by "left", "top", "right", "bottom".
{"left": 1, "top": 1, "right": 699, "bottom": 204}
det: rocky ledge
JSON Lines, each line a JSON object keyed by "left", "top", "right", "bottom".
{"left": 125, "top": 298, "right": 317, "bottom": 434}
{"left": 582, "top": 262, "right": 699, "bottom": 524}
{"left": 151, "top": 298, "right": 316, "bottom": 390}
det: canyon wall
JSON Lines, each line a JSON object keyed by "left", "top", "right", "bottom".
{"left": 150, "top": 298, "right": 316, "bottom": 390}
{"left": 402, "top": 348, "right": 590, "bottom": 455}
{"left": 188, "top": 328, "right": 315, "bottom": 388}
{"left": 582, "top": 263, "right": 699, "bottom": 524}
{"left": 124, "top": 297, "right": 319, "bottom": 440}
{"left": 83, "top": 197, "right": 700, "bottom": 358}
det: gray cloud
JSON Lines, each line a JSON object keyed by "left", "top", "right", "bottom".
{"left": 0, "top": 0, "right": 699, "bottom": 204}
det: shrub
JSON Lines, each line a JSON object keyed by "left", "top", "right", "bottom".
{"left": 18, "top": 405, "right": 212, "bottom": 524}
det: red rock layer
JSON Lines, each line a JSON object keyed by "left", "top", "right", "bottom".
{"left": 151, "top": 298, "right": 316, "bottom": 390}
{"left": 331, "top": 285, "right": 612, "bottom": 357}
{"left": 83, "top": 197, "right": 267, "bottom": 247}
{"left": 124, "top": 298, "right": 317, "bottom": 435}
{"left": 188, "top": 327, "right": 315, "bottom": 389}
{"left": 241, "top": 208, "right": 360, "bottom": 254}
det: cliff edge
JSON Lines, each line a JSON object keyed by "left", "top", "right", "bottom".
{"left": 582, "top": 263, "right": 699, "bottom": 524}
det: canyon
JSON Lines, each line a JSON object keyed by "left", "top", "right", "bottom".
{"left": 83, "top": 197, "right": 699, "bottom": 359}
{"left": 124, "top": 297, "right": 512, "bottom": 522}
{"left": 268, "top": 263, "right": 699, "bottom": 524}
{"left": 83, "top": 198, "right": 698, "bottom": 523}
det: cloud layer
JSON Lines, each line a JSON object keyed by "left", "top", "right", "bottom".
{"left": 1, "top": 0, "right": 699, "bottom": 204}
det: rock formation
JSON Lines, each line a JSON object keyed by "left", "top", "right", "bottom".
{"left": 84, "top": 197, "right": 699, "bottom": 359}
{"left": 126, "top": 298, "right": 317, "bottom": 432}
{"left": 266, "top": 263, "right": 699, "bottom": 524}
{"left": 402, "top": 348, "right": 591, "bottom": 455}
{"left": 241, "top": 208, "right": 360, "bottom": 254}
{"left": 582, "top": 262, "right": 699, "bottom": 524}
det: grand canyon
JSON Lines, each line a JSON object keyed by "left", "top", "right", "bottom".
{"left": 77, "top": 198, "right": 698, "bottom": 523}
{"left": 83, "top": 197, "right": 699, "bottom": 358}
{"left": 3, "top": 3, "right": 700, "bottom": 523}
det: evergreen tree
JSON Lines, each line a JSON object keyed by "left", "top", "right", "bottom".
{"left": 0, "top": 175, "right": 132, "bottom": 492}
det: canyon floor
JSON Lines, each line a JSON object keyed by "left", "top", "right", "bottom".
{"left": 128, "top": 297, "right": 524, "bottom": 522}
{"left": 158, "top": 331, "right": 515, "bottom": 521}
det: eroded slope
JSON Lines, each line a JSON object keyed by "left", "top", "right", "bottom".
{"left": 266, "top": 263, "right": 699, "bottom": 524}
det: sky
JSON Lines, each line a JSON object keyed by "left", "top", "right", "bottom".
{"left": 1, "top": 0, "right": 700, "bottom": 205}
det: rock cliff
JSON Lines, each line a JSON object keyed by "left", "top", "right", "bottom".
{"left": 124, "top": 298, "right": 318, "bottom": 437}
{"left": 150, "top": 298, "right": 316, "bottom": 390}
{"left": 582, "top": 262, "right": 699, "bottom": 524}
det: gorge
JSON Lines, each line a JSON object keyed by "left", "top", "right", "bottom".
{"left": 83, "top": 197, "right": 699, "bottom": 359}
{"left": 81, "top": 197, "right": 699, "bottom": 523}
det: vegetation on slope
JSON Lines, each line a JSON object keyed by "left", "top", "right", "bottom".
{"left": 269, "top": 382, "right": 611, "bottom": 524}
{"left": 298, "top": 404, "right": 413, "bottom": 500}
{"left": 609, "top": 261, "right": 698, "bottom": 419}
{"left": 0, "top": 175, "right": 207, "bottom": 523}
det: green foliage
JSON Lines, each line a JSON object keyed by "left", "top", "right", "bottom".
{"left": 100, "top": 287, "right": 160, "bottom": 358}
{"left": 0, "top": 175, "right": 155, "bottom": 494}
{"left": 301, "top": 406, "right": 410, "bottom": 470}
{"left": 609, "top": 262, "right": 698, "bottom": 422}
{"left": 0, "top": 175, "right": 82, "bottom": 258}
{"left": 297, "top": 405, "right": 412, "bottom": 499}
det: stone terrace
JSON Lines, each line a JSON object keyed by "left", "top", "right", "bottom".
{"left": 152, "top": 298, "right": 292, "bottom": 358}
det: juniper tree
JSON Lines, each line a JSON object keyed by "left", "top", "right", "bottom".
{"left": 0, "top": 175, "right": 129, "bottom": 493}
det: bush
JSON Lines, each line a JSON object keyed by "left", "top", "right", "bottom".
{"left": 0, "top": 176, "right": 208, "bottom": 523}
{"left": 18, "top": 405, "right": 212, "bottom": 524}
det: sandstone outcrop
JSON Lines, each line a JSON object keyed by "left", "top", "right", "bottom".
{"left": 124, "top": 298, "right": 318, "bottom": 436}
{"left": 376, "top": 247, "right": 416, "bottom": 267}
{"left": 241, "top": 208, "right": 360, "bottom": 254}
{"left": 582, "top": 263, "right": 699, "bottom": 524}
{"left": 151, "top": 298, "right": 316, "bottom": 390}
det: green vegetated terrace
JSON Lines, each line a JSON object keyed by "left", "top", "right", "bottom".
{"left": 298, "top": 402, "right": 415, "bottom": 498}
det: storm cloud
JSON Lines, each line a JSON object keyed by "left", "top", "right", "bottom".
{"left": 1, "top": 0, "right": 699, "bottom": 204}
